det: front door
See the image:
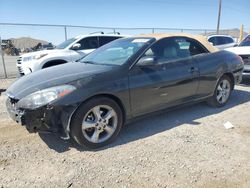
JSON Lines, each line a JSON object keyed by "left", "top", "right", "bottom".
{"left": 129, "top": 37, "right": 206, "bottom": 116}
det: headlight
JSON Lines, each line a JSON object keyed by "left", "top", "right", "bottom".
{"left": 16, "top": 85, "right": 76, "bottom": 109}
{"left": 23, "top": 56, "right": 35, "bottom": 62}
{"left": 34, "top": 53, "right": 48, "bottom": 60}
{"left": 22, "top": 53, "right": 48, "bottom": 62}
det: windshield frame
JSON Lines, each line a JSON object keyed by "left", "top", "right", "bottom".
{"left": 56, "top": 38, "right": 78, "bottom": 49}
{"left": 78, "top": 37, "right": 155, "bottom": 66}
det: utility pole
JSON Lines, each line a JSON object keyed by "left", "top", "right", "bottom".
{"left": 0, "top": 37, "right": 7, "bottom": 78}
{"left": 64, "top": 26, "right": 67, "bottom": 41}
{"left": 216, "top": 0, "right": 222, "bottom": 34}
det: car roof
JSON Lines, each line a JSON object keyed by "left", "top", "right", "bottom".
{"left": 136, "top": 33, "right": 219, "bottom": 53}
{"left": 207, "top": 35, "right": 234, "bottom": 38}
{"left": 74, "top": 34, "right": 128, "bottom": 39}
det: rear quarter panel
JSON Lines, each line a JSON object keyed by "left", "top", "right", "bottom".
{"left": 195, "top": 50, "right": 241, "bottom": 97}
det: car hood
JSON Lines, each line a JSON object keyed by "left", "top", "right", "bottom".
{"left": 225, "top": 46, "right": 250, "bottom": 55}
{"left": 20, "top": 49, "right": 62, "bottom": 58}
{"left": 6, "top": 62, "right": 112, "bottom": 99}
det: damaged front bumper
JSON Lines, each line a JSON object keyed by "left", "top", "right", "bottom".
{"left": 6, "top": 97, "right": 78, "bottom": 138}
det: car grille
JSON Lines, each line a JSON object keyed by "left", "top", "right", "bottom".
{"left": 17, "top": 56, "right": 22, "bottom": 64}
{"left": 17, "top": 65, "right": 24, "bottom": 76}
{"left": 16, "top": 57, "right": 25, "bottom": 76}
{"left": 239, "top": 55, "right": 250, "bottom": 65}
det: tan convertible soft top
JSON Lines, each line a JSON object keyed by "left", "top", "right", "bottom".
{"left": 136, "top": 33, "right": 219, "bottom": 53}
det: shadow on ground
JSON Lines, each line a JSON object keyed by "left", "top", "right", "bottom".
{"left": 39, "top": 88, "right": 250, "bottom": 153}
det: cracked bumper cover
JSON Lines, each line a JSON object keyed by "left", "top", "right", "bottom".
{"left": 6, "top": 98, "right": 78, "bottom": 136}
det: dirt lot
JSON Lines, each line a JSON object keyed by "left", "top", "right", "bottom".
{"left": 0, "top": 79, "right": 250, "bottom": 188}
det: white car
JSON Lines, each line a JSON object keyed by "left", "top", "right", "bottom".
{"left": 225, "top": 35, "right": 250, "bottom": 78}
{"left": 17, "top": 33, "right": 124, "bottom": 76}
{"left": 207, "top": 35, "right": 237, "bottom": 50}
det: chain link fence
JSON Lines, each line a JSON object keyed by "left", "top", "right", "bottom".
{"left": 0, "top": 23, "right": 248, "bottom": 78}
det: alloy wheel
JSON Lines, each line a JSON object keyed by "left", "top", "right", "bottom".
{"left": 81, "top": 105, "right": 118, "bottom": 143}
{"left": 216, "top": 79, "right": 231, "bottom": 104}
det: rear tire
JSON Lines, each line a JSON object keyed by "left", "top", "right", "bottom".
{"left": 70, "top": 97, "right": 123, "bottom": 149}
{"left": 207, "top": 75, "right": 232, "bottom": 107}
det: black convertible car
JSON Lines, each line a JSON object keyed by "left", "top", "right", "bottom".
{"left": 6, "top": 34, "right": 244, "bottom": 149}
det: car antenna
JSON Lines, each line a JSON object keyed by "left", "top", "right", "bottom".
{"left": 89, "top": 31, "right": 104, "bottom": 35}
{"left": 106, "top": 32, "right": 120, "bottom": 35}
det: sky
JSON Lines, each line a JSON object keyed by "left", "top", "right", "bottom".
{"left": 0, "top": 0, "right": 249, "bottom": 44}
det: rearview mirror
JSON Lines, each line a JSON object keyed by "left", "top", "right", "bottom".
{"left": 137, "top": 56, "right": 157, "bottom": 66}
{"left": 71, "top": 43, "right": 81, "bottom": 50}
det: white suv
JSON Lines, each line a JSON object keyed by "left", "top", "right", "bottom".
{"left": 17, "top": 33, "right": 124, "bottom": 76}
{"left": 225, "top": 35, "right": 250, "bottom": 78}
{"left": 207, "top": 35, "right": 237, "bottom": 50}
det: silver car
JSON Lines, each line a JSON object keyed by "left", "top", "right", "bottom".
{"left": 207, "top": 35, "right": 237, "bottom": 50}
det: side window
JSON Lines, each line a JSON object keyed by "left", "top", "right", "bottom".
{"left": 78, "top": 37, "right": 98, "bottom": 50}
{"left": 99, "top": 36, "right": 120, "bottom": 47}
{"left": 224, "top": 37, "right": 234, "bottom": 44}
{"left": 142, "top": 37, "right": 207, "bottom": 65}
{"left": 186, "top": 39, "right": 208, "bottom": 56}
{"left": 208, "top": 37, "right": 216, "bottom": 45}
{"left": 216, "top": 37, "right": 226, "bottom": 45}
{"left": 142, "top": 38, "right": 181, "bottom": 64}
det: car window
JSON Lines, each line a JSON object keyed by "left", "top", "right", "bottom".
{"left": 56, "top": 38, "right": 77, "bottom": 49}
{"left": 99, "top": 36, "right": 121, "bottom": 47}
{"left": 208, "top": 37, "right": 216, "bottom": 45}
{"left": 81, "top": 37, "right": 152, "bottom": 66}
{"left": 215, "top": 37, "right": 226, "bottom": 45}
{"left": 209, "top": 36, "right": 228, "bottom": 46}
{"left": 77, "top": 37, "right": 98, "bottom": 50}
{"left": 224, "top": 37, "right": 234, "bottom": 44}
{"left": 142, "top": 37, "right": 207, "bottom": 64}
{"left": 239, "top": 35, "right": 250, "bottom": 46}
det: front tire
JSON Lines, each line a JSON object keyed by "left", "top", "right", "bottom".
{"left": 70, "top": 97, "right": 123, "bottom": 149}
{"left": 207, "top": 75, "right": 232, "bottom": 107}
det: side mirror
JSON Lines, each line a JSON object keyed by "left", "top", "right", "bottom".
{"left": 137, "top": 56, "right": 157, "bottom": 66}
{"left": 71, "top": 43, "right": 81, "bottom": 50}
{"left": 209, "top": 42, "right": 214, "bottom": 46}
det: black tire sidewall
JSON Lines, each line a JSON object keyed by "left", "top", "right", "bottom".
{"left": 70, "top": 97, "right": 123, "bottom": 149}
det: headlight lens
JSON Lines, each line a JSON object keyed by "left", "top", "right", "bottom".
{"left": 16, "top": 85, "right": 76, "bottom": 109}
{"left": 22, "top": 53, "right": 48, "bottom": 62}
{"left": 23, "top": 56, "right": 35, "bottom": 62}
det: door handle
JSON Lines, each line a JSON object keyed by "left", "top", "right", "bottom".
{"left": 188, "top": 67, "right": 199, "bottom": 74}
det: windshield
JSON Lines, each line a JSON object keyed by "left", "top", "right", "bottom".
{"left": 56, "top": 38, "right": 77, "bottom": 49}
{"left": 239, "top": 35, "right": 250, "bottom": 47}
{"left": 79, "top": 38, "right": 153, "bottom": 66}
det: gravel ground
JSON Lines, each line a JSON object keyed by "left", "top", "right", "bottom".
{"left": 0, "top": 79, "right": 250, "bottom": 188}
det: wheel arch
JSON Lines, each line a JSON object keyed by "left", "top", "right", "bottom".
{"left": 210, "top": 71, "right": 235, "bottom": 99}
{"left": 42, "top": 59, "right": 68, "bottom": 69}
{"left": 223, "top": 72, "right": 235, "bottom": 90}
{"left": 88, "top": 94, "right": 127, "bottom": 122}
{"left": 68, "top": 93, "right": 127, "bottom": 133}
